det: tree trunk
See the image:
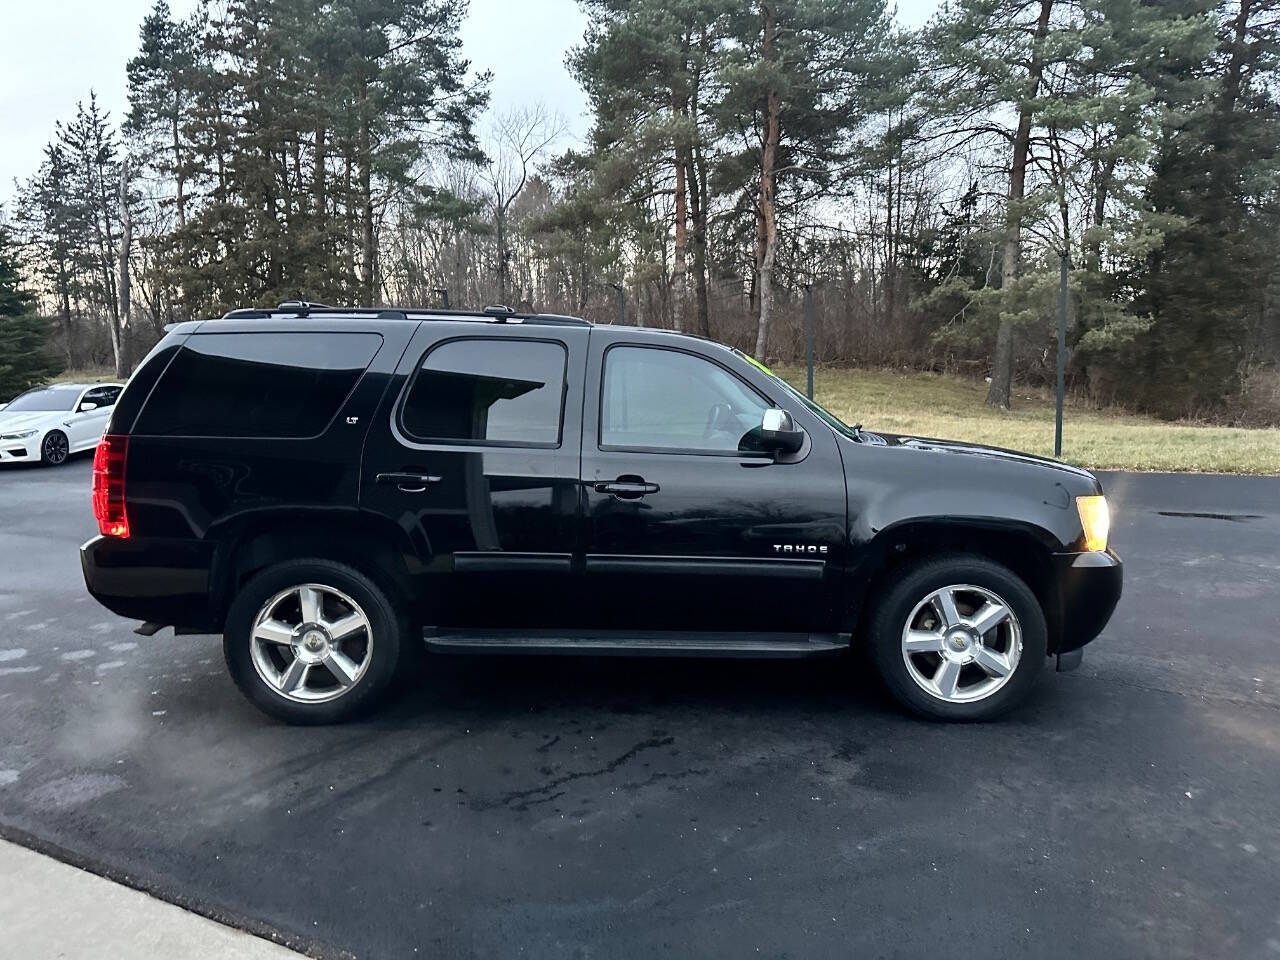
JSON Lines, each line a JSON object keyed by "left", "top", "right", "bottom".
{"left": 358, "top": 81, "right": 376, "bottom": 304}
{"left": 495, "top": 197, "right": 508, "bottom": 303}
{"left": 58, "top": 269, "right": 74, "bottom": 370}
{"left": 172, "top": 111, "right": 185, "bottom": 229}
{"left": 688, "top": 147, "right": 711, "bottom": 338}
{"left": 689, "top": 26, "right": 712, "bottom": 337}
{"left": 1088, "top": 155, "right": 1117, "bottom": 271}
{"left": 754, "top": 2, "right": 780, "bottom": 360}
{"left": 671, "top": 102, "right": 689, "bottom": 333}
{"left": 343, "top": 151, "right": 355, "bottom": 285}
{"left": 885, "top": 139, "right": 896, "bottom": 327}
{"left": 114, "top": 160, "right": 132, "bottom": 378}
{"left": 85, "top": 155, "right": 118, "bottom": 327}
{"left": 986, "top": 0, "right": 1053, "bottom": 410}
{"left": 314, "top": 121, "right": 327, "bottom": 222}
{"left": 1221, "top": 0, "right": 1252, "bottom": 115}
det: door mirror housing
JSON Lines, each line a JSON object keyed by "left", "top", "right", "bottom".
{"left": 759, "top": 408, "right": 804, "bottom": 454}
{"left": 79, "top": 402, "right": 99, "bottom": 412}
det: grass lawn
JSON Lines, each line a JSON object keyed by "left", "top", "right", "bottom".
{"left": 775, "top": 365, "right": 1280, "bottom": 475}
{"left": 50, "top": 367, "right": 119, "bottom": 385}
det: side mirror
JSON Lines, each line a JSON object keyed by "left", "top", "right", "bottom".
{"left": 79, "top": 402, "right": 99, "bottom": 412}
{"left": 759, "top": 408, "right": 804, "bottom": 454}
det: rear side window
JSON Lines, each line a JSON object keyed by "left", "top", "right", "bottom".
{"left": 399, "top": 338, "right": 566, "bottom": 446}
{"left": 135, "top": 333, "right": 382, "bottom": 438}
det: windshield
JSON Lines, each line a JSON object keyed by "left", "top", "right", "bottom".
{"left": 731, "top": 350, "right": 862, "bottom": 440}
{"left": 4, "top": 387, "right": 80, "bottom": 413}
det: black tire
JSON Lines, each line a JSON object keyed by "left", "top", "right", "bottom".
{"left": 40, "top": 430, "right": 69, "bottom": 466}
{"left": 223, "top": 558, "right": 408, "bottom": 724}
{"left": 867, "top": 554, "right": 1047, "bottom": 722}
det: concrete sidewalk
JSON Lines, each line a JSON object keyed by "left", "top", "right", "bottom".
{"left": 0, "top": 839, "right": 302, "bottom": 960}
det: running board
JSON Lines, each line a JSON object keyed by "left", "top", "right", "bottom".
{"left": 423, "top": 628, "right": 850, "bottom": 659}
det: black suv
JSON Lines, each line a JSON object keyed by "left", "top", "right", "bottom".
{"left": 82, "top": 303, "right": 1121, "bottom": 724}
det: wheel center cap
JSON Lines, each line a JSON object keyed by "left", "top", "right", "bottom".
{"left": 943, "top": 628, "right": 976, "bottom": 661}
{"left": 295, "top": 628, "right": 329, "bottom": 663}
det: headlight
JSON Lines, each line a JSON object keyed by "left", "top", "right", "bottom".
{"left": 1075, "top": 495, "right": 1110, "bottom": 552}
{"left": 0, "top": 430, "right": 38, "bottom": 441}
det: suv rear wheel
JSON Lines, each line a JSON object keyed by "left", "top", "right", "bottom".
{"left": 224, "top": 559, "right": 407, "bottom": 724}
{"left": 867, "top": 555, "right": 1047, "bottom": 721}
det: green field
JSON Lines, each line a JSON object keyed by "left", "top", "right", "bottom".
{"left": 777, "top": 365, "right": 1280, "bottom": 475}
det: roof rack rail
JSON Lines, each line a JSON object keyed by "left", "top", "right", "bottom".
{"left": 218, "top": 303, "right": 592, "bottom": 327}
{"left": 277, "top": 300, "right": 330, "bottom": 315}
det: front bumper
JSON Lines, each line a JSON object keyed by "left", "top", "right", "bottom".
{"left": 1052, "top": 549, "right": 1123, "bottom": 653}
{"left": 81, "top": 534, "right": 217, "bottom": 631}
{"left": 0, "top": 436, "right": 39, "bottom": 461}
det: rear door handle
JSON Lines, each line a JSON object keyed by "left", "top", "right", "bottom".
{"left": 376, "top": 471, "right": 442, "bottom": 493}
{"left": 594, "top": 478, "right": 660, "bottom": 499}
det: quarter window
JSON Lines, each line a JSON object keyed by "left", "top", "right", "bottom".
{"left": 135, "top": 333, "right": 382, "bottom": 438}
{"left": 400, "top": 339, "right": 566, "bottom": 446}
{"left": 601, "top": 346, "right": 769, "bottom": 453}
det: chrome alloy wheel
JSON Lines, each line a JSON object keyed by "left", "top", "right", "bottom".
{"left": 900, "top": 583, "right": 1022, "bottom": 703}
{"left": 249, "top": 583, "right": 373, "bottom": 703}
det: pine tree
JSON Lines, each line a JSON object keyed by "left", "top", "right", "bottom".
{"left": 572, "top": 0, "right": 730, "bottom": 334}
{"left": 126, "top": 1, "right": 199, "bottom": 231}
{"left": 715, "top": 0, "right": 893, "bottom": 357}
{"left": 58, "top": 94, "right": 127, "bottom": 375}
{"left": 0, "top": 224, "right": 58, "bottom": 401}
{"left": 1122, "top": 0, "right": 1280, "bottom": 417}
{"left": 16, "top": 143, "right": 80, "bottom": 367}
{"left": 923, "top": 0, "right": 1073, "bottom": 408}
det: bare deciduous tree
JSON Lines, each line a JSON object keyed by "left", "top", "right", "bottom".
{"left": 481, "top": 106, "right": 567, "bottom": 304}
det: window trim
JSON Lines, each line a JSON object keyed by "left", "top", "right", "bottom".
{"left": 396, "top": 335, "right": 570, "bottom": 450}
{"left": 132, "top": 331, "right": 383, "bottom": 440}
{"left": 597, "top": 342, "right": 779, "bottom": 458}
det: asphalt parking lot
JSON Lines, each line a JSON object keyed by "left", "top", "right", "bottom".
{"left": 1, "top": 458, "right": 1278, "bottom": 959}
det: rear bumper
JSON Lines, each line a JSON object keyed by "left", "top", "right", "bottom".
{"left": 1052, "top": 549, "right": 1123, "bottom": 653}
{"left": 81, "top": 534, "right": 217, "bottom": 631}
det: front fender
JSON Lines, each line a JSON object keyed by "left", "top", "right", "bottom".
{"left": 843, "top": 440, "right": 1093, "bottom": 556}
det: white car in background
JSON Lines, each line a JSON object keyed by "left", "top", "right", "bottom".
{"left": 0, "top": 383, "right": 124, "bottom": 466}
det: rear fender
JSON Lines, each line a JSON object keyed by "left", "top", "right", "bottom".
{"left": 208, "top": 509, "right": 423, "bottom": 631}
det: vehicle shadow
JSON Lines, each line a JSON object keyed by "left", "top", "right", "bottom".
{"left": 371, "top": 649, "right": 899, "bottom": 728}
{"left": 0, "top": 451, "right": 94, "bottom": 472}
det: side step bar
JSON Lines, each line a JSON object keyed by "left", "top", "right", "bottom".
{"left": 423, "top": 628, "right": 850, "bottom": 659}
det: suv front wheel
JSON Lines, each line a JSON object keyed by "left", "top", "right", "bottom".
{"left": 868, "top": 555, "right": 1047, "bottom": 721}
{"left": 223, "top": 559, "right": 407, "bottom": 724}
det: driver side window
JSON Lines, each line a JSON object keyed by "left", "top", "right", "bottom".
{"left": 81, "top": 386, "right": 121, "bottom": 410}
{"left": 600, "top": 346, "right": 769, "bottom": 453}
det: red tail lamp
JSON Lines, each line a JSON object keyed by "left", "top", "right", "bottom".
{"left": 92, "top": 435, "right": 130, "bottom": 538}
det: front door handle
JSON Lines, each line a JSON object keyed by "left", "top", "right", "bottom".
{"left": 376, "top": 471, "right": 443, "bottom": 493}
{"left": 594, "top": 476, "right": 660, "bottom": 499}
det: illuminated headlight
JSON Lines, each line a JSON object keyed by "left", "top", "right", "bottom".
{"left": 1075, "top": 495, "right": 1110, "bottom": 553}
{"left": 0, "top": 430, "right": 37, "bottom": 441}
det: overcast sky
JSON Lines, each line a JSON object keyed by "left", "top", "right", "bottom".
{"left": 0, "top": 0, "right": 940, "bottom": 209}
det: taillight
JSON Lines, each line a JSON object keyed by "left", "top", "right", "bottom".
{"left": 92, "top": 435, "right": 130, "bottom": 538}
